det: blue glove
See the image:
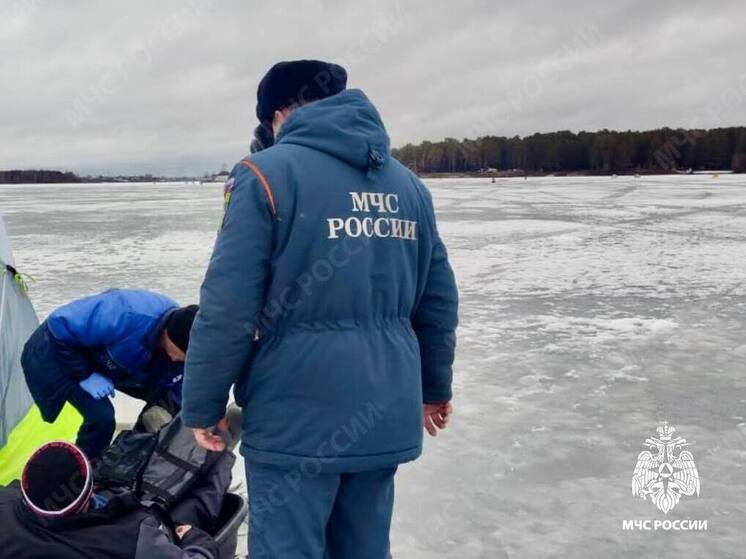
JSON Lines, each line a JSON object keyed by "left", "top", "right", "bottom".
{"left": 79, "top": 373, "right": 115, "bottom": 400}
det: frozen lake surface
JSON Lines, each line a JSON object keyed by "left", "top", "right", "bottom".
{"left": 2, "top": 175, "right": 745, "bottom": 558}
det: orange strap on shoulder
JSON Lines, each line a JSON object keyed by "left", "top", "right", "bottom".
{"left": 240, "top": 159, "right": 277, "bottom": 217}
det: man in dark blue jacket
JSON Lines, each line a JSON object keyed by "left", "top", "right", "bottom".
{"left": 22, "top": 289, "right": 198, "bottom": 459}
{"left": 183, "top": 60, "right": 458, "bottom": 558}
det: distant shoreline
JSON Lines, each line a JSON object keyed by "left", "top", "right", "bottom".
{"left": 1, "top": 173, "right": 740, "bottom": 186}
{"left": 4, "top": 125, "right": 744, "bottom": 183}
{"left": 0, "top": 168, "right": 741, "bottom": 185}
{"left": 0, "top": 169, "right": 218, "bottom": 185}
{"left": 418, "top": 169, "right": 740, "bottom": 179}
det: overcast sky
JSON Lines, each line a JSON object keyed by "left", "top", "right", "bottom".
{"left": 2, "top": 0, "right": 745, "bottom": 176}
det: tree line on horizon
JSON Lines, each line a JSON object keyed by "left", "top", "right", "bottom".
{"left": 0, "top": 169, "right": 81, "bottom": 184}
{"left": 0, "top": 170, "right": 198, "bottom": 184}
{"left": 392, "top": 126, "right": 746, "bottom": 174}
{"left": 4, "top": 126, "right": 745, "bottom": 183}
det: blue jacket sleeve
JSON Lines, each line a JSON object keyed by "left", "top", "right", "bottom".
{"left": 412, "top": 195, "right": 459, "bottom": 404}
{"left": 182, "top": 166, "right": 274, "bottom": 428}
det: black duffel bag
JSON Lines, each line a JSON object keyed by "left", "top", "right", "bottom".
{"left": 95, "top": 430, "right": 158, "bottom": 490}
{"left": 139, "top": 414, "right": 216, "bottom": 507}
{"left": 96, "top": 413, "right": 231, "bottom": 507}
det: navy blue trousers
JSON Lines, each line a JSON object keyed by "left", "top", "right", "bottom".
{"left": 246, "top": 462, "right": 396, "bottom": 558}
{"left": 66, "top": 384, "right": 116, "bottom": 460}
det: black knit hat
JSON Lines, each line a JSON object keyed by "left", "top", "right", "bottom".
{"left": 165, "top": 305, "right": 199, "bottom": 352}
{"left": 21, "top": 441, "right": 93, "bottom": 518}
{"left": 255, "top": 59, "right": 347, "bottom": 124}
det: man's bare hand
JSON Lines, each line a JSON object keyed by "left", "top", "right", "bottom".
{"left": 175, "top": 524, "right": 192, "bottom": 539}
{"left": 423, "top": 401, "right": 453, "bottom": 436}
{"left": 192, "top": 418, "right": 228, "bottom": 451}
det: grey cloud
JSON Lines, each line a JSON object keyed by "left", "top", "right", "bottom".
{"left": 1, "top": 0, "right": 744, "bottom": 175}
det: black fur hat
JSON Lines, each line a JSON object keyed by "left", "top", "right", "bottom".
{"left": 255, "top": 59, "right": 347, "bottom": 125}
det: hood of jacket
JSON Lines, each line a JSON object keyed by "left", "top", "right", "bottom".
{"left": 275, "top": 89, "right": 391, "bottom": 170}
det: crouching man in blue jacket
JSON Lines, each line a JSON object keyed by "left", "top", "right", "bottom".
{"left": 183, "top": 60, "right": 458, "bottom": 558}
{"left": 22, "top": 289, "right": 198, "bottom": 459}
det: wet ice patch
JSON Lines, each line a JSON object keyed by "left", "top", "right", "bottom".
{"left": 438, "top": 218, "right": 587, "bottom": 242}
{"left": 509, "top": 314, "right": 678, "bottom": 347}
{"left": 602, "top": 365, "right": 649, "bottom": 383}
